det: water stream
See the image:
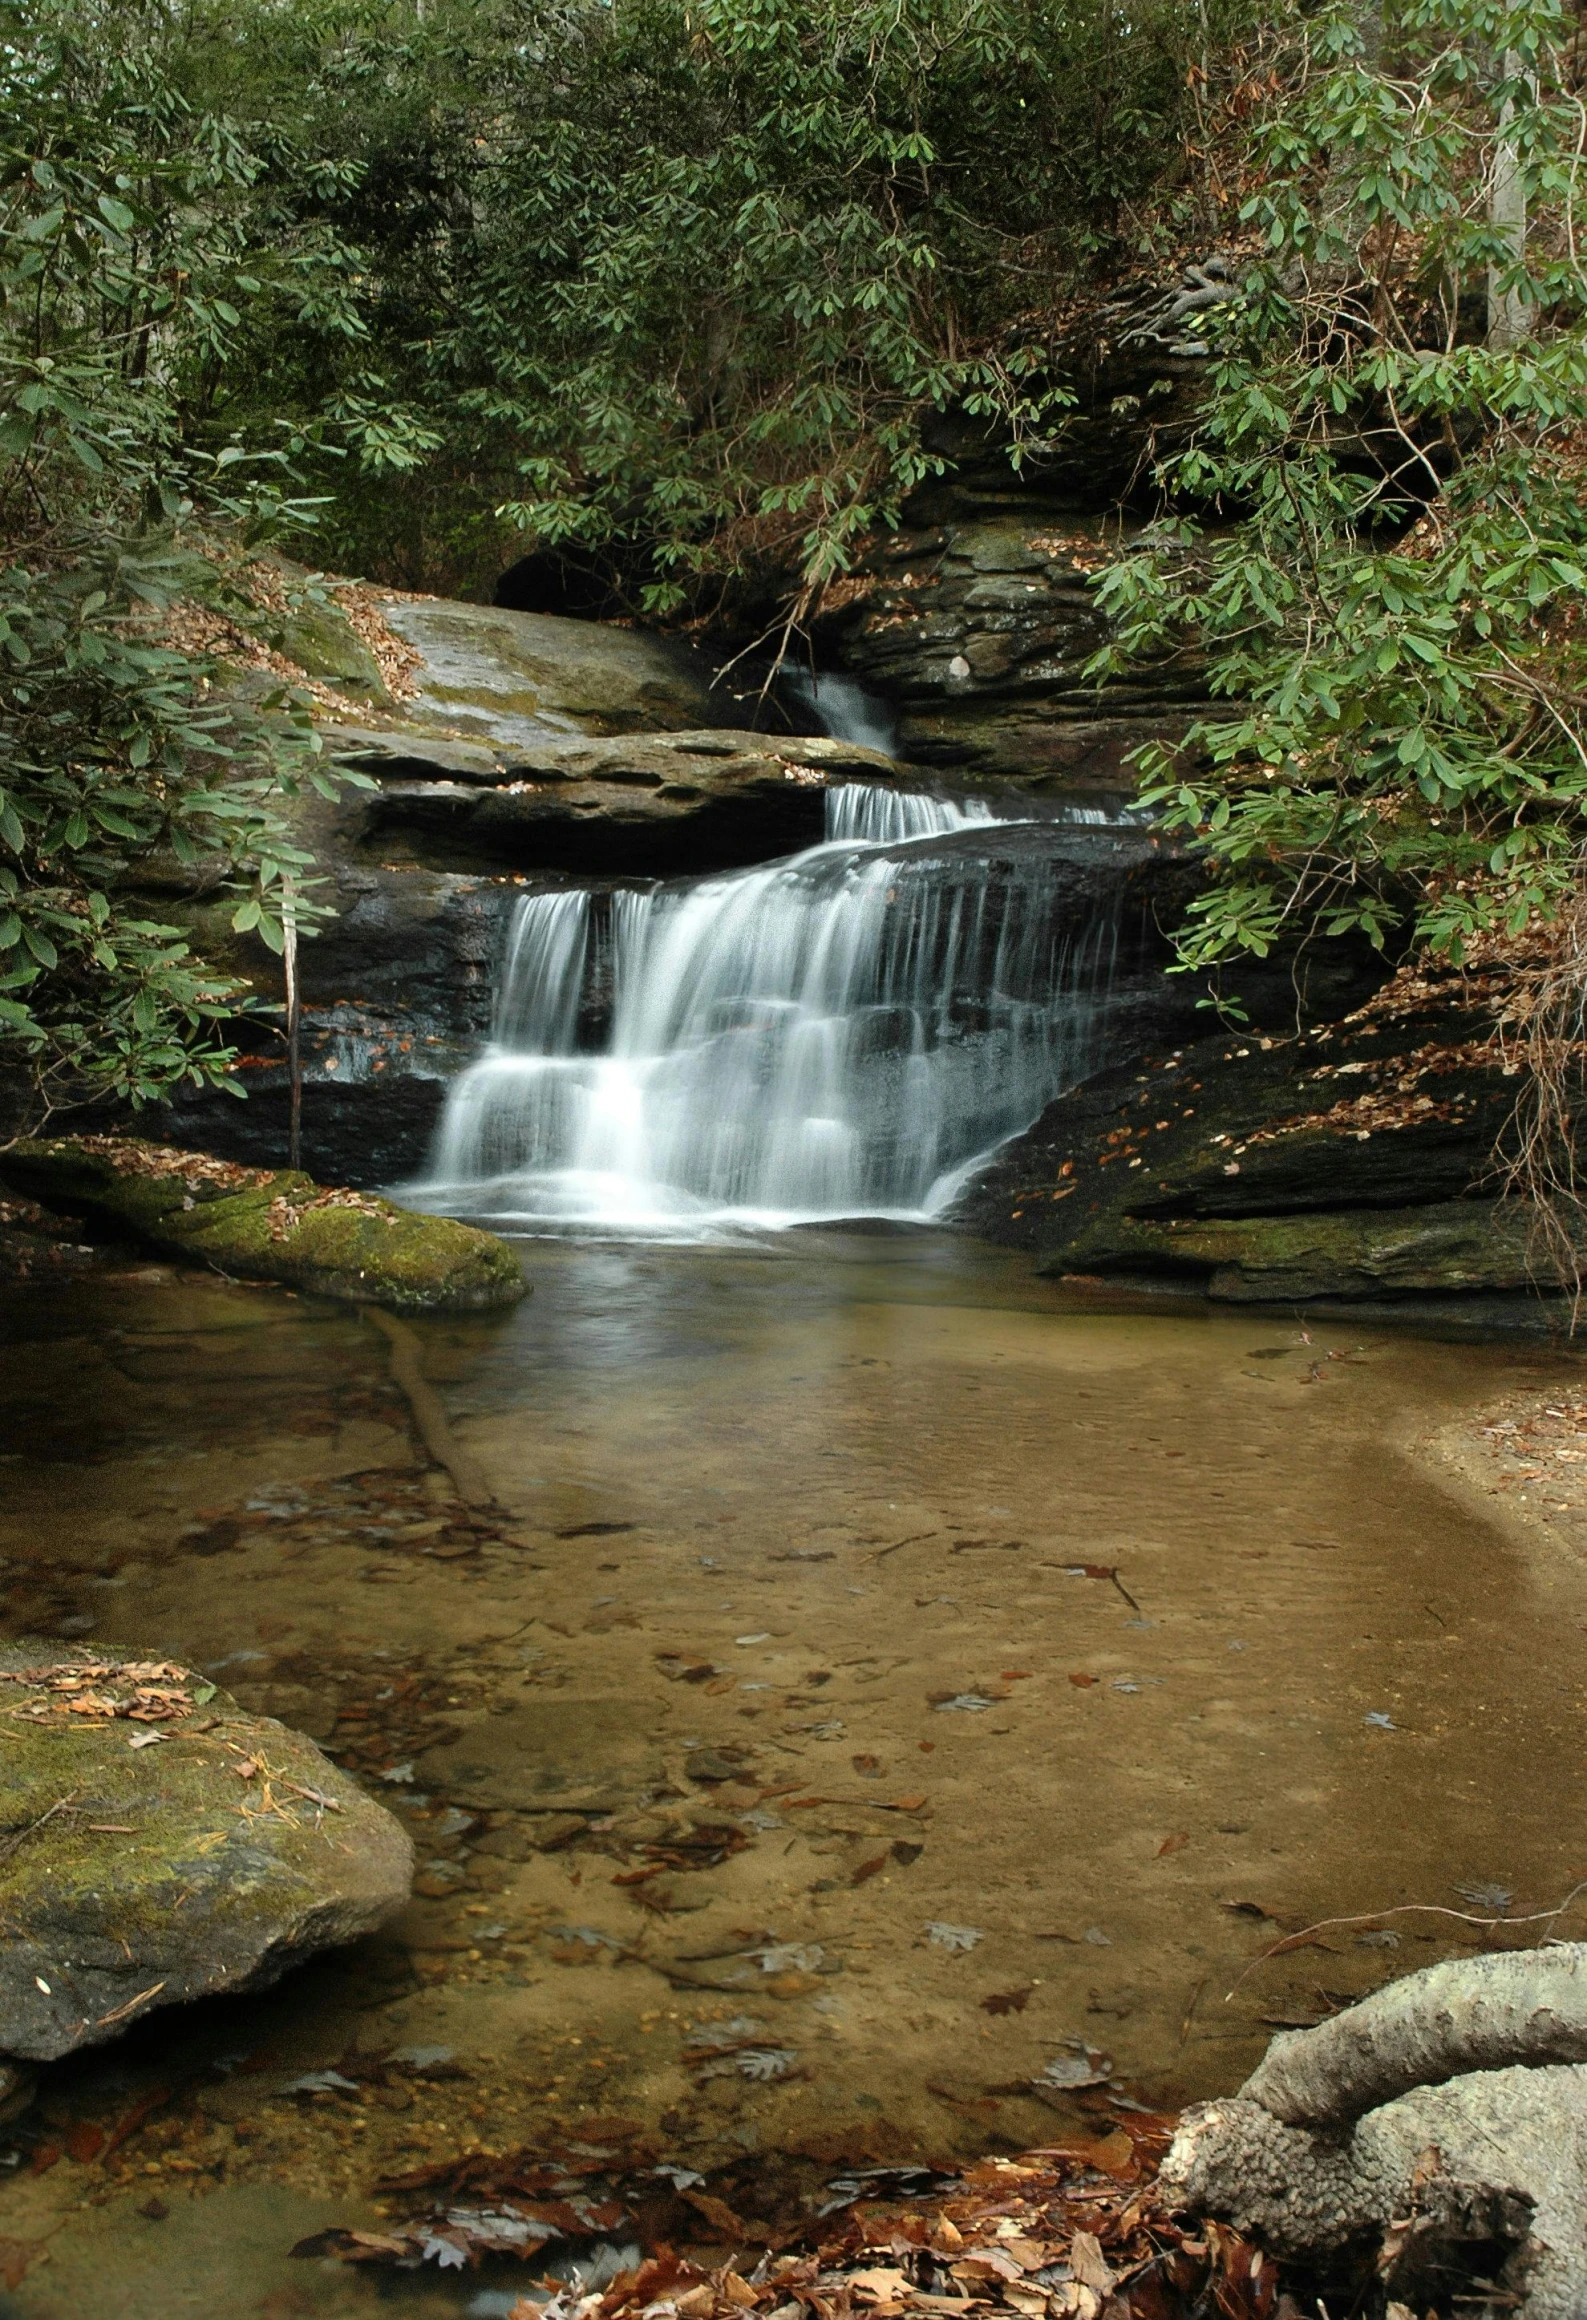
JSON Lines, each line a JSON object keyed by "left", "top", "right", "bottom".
{"left": 418, "top": 788, "right": 1120, "bottom": 1232}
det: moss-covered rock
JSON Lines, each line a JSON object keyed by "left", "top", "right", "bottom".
{"left": 0, "top": 1642, "right": 412, "bottom": 2063}
{"left": 1058, "top": 1199, "right": 1539, "bottom": 1302}
{"left": 264, "top": 594, "right": 389, "bottom": 701}
{"left": 381, "top": 598, "right": 718, "bottom": 745}
{"left": 0, "top": 1137, "right": 525, "bottom": 1313}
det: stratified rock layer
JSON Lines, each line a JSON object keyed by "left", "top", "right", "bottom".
{"left": 0, "top": 1643, "right": 412, "bottom": 2062}
{"left": 957, "top": 984, "right": 1561, "bottom": 1314}
{"left": 828, "top": 513, "right": 1205, "bottom": 790}
{"left": 0, "top": 1138, "right": 525, "bottom": 1311}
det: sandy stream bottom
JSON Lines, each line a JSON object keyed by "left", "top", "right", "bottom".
{"left": 0, "top": 1230, "right": 1585, "bottom": 2317}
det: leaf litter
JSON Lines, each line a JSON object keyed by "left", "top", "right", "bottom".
{"left": 295, "top": 2130, "right": 1286, "bottom": 2320}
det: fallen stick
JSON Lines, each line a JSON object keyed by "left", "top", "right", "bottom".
{"left": 363, "top": 1306, "right": 495, "bottom": 1508}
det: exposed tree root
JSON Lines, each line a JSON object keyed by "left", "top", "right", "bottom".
{"left": 1165, "top": 1946, "right": 1587, "bottom": 2318}
{"left": 1241, "top": 1943, "right": 1587, "bottom": 2127}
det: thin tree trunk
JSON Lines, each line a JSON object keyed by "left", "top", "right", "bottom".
{"left": 282, "top": 881, "right": 302, "bottom": 1173}
{"left": 1489, "top": 36, "right": 1529, "bottom": 347}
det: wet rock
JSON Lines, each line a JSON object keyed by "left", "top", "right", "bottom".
{"left": 826, "top": 513, "right": 1205, "bottom": 790}
{"left": 0, "top": 1642, "right": 412, "bottom": 2064}
{"left": 957, "top": 993, "right": 1565, "bottom": 1315}
{"left": 0, "top": 1136, "right": 526, "bottom": 1313}
{"left": 334, "top": 724, "right": 900, "bottom": 878}
{"left": 0, "top": 2062, "right": 36, "bottom": 2125}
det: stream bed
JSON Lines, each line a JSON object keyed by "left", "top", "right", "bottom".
{"left": 1, "top": 1231, "right": 1585, "bottom": 2315}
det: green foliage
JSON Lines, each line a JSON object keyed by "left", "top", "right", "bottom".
{"left": 190, "top": 0, "right": 1243, "bottom": 607}
{"left": 0, "top": 0, "right": 369, "bottom": 1114}
{"left": 1089, "top": 0, "right": 1587, "bottom": 980}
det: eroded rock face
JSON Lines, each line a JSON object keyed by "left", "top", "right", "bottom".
{"left": 328, "top": 723, "right": 899, "bottom": 877}
{"left": 825, "top": 513, "right": 1205, "bottom": 789}
{"left": 0, "top": 1643, "right": 412, "bottom": 2063}
{"left": 956, "top": 988, "right": 1556, "bottom": 1316}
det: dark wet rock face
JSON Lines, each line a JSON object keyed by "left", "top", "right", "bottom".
{"left": 0, "top": 1642, "right": 412, "bottom": 2063}
{"left": 331, "top": 724, "right": 898, "bottom": 878}
{"left": 956, "top": 993, "right": 1555, "bottom": 1318}
{"left": 825, "top": 512, "right": 1203, "bottom": 791}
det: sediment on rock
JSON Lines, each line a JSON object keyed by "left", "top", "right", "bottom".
{"left": 0, "top": 1137, "right": 526, "bottom": 1312}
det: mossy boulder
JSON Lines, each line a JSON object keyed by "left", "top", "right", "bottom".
{"left": 265, "top": 593, "right": 389, "bottom": 702}
{"left": 0, "top": 1137, "right": 525, "bottom": 1313}
{"left": 0, "top": 1642, "right": 412, "bottom": 2063}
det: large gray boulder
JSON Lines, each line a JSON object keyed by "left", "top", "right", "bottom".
{"left": 0, "top": 1643, "right": 412, "bottom": 2062}
{"left": 380, "top": 598, "right": 720, "bottom": 744}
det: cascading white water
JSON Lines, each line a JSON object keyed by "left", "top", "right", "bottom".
{"left": 777, "top": 666, "right": 900, "bottom": 758}
{"left": 418, "top": 783, "right": 1122, "bottom": 1233}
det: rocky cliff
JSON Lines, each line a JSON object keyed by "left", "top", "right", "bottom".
{"left": 956, "top": 966, "right": 1565, "bottom": 1323}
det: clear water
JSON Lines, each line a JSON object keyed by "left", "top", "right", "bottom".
{"left": 415, "top": 788, "right": 1120, "bottom": 1234}
{"left": 2, "top": 1240, "right": 1584, "bottom": 2315}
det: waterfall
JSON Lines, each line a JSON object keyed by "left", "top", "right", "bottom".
{"left": 420, "top": 784, "right": 1123, "bottom": 1233}
{"left": 777, "top": 665, "right": 899, "bottom": 757}
{"left": 824, "top": 784, "right": 995, "bottom": 846}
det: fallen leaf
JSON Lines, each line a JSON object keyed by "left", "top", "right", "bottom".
{"left": 680, "top": 2187, "right": 748, "bottom": 2238}
{"left": 1068, "top": 1673, "right": 1098, "bottom": 1689}
{"left": 1156, "top": 1832, "right": 1189, "bottom": 1857}
{"left": 850, "top": 2269, "right": 913, "bottom": 2303}
{"left": 980, "top": 1986, "right": 1034, "bottom": 2015}
{"left": 0, "top": 2239, "right": 46, "bottom": 2290}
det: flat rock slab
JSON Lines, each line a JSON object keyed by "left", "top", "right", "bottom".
{"left": 0, "top": 1644, "right": 413, "bottom": 2063}
{"left": 0, "top": 1137, "right": 525, "bottom": 1313}
{"left": 324, "top": 723, "right": 902, "bottom": 877}
{"left": 381, "top": 600, "right": 717, "bottom": 746}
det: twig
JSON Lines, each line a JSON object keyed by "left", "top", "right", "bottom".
{"left": 871, "top": 1530, "right": 939, "bottom": 1560}
{"left": 1224, "top": 1875, "right": 1587, "bottom": 2000}
{"left": 0, "top": 1794, "right": 78, "bottom": 1865}
{"left": 95, "top": 1980, "right": 166, "bottom": 2029}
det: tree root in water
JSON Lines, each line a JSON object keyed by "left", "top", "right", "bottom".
{"left": 363, "top": 1306, "right": 495, "bottom": 1508}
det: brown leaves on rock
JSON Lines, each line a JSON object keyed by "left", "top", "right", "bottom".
{"left": 0, "top": 1657, "right": 211, "bottom": 1727}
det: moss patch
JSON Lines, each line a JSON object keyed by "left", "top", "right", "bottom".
{"left": 0, "top": 1137, "right": 525, "bottom": 1314}
{"left": 0, "top": 1641, "right": 412, "bottom": 2062}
